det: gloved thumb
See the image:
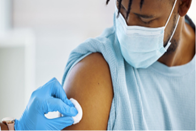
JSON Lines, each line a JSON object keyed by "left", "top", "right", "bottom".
{"left": 43, "top": 97, "right": 78, "bottom": 116}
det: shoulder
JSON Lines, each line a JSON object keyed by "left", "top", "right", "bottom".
{"left": 63, "top": 52, "right": 114, "bottom": 130}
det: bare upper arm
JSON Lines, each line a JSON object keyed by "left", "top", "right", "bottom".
{"left": 62, "top": 53, "right": 114, "bottom": 130}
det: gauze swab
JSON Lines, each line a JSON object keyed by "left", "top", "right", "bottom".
{"left": 69, "top": 98, "right": 83, "bottom": 124}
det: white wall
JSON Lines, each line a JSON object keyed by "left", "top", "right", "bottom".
{"left": 187, "top": 0, "right": 196, "bottom": 23}
{"left": 0, "top": 29, "right": 36, "bottom": 119}
{"left": 0, "top": 47, "right": 25, "bottom": 119}
{"left": 0, "top": 0, "right": 12, "bottom": 33}
{"left": 12, "top": 0, "right": 116, "bottom": 89}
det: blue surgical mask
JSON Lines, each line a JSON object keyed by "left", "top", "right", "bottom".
{"left": 115, "top": 0, "right": 180, "bottom": 68}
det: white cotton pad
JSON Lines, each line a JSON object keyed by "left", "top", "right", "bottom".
{"left": 69, "top": 98, "right": 83, "bottom": 124}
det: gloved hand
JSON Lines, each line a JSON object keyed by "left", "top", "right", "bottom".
{"left": 14, "top": 77, "right": 78, "bottom": 130}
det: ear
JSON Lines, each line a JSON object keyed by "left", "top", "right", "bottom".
{"left": 178, "top": 0, "right": 192, "bottom": 16}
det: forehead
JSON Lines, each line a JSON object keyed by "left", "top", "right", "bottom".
{"left": 120, "top": 0, "right": 171, "bottom": 16}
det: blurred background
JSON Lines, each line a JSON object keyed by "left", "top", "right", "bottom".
{"left": 0, "top": 0, "right": 195, "bottom": 120}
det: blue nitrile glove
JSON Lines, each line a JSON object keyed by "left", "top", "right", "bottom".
{"left": 14, "top": 77, "right": 78, "bottom": 130}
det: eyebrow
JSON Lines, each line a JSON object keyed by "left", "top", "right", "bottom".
{"left": 133, "top": 13, "right": 154, "bottom": 19}
{"left": 117, "top": 0, "right": 154, "bottom": 19}
{"left": 121, "top": 6, "right": 154, "bottom": 19}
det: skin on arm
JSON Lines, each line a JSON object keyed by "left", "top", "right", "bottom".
{"left": 62, "top": 53, "right": 114, "bottom": 130}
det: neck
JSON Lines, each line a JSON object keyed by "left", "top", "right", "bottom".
{"left": 158, "top": 17, "right": 195, "bottom": 67}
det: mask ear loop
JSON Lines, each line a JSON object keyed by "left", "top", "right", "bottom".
{"left": 164, "top": 0, "right": 178, "bottom": 28}
{"left": 165, "top": 15, "right": 180, "bottom": 50}
{"left": 164, "top": 0, "right": 180, "bottom": 50}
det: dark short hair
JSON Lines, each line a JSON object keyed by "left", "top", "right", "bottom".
{"left": 106, "top": 0, "right": 145, "bottom": 20}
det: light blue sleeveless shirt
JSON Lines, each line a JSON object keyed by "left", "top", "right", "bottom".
{"left": 62, "top": 14, "right": 195, "bottom": 130}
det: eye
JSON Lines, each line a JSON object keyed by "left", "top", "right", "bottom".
{"left": 139, "top": 17, "right": 153, "bottom": 25}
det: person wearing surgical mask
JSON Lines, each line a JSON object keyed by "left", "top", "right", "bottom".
{"left": 1, "top": 0, "right": 194, "bottom": 130}
{"left": 60, "top": 0, "right": 195, "bottom": 130}
{"left": 61, "top": 0, "right": 195, "bottom": 130}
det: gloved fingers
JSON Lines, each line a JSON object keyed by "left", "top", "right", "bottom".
{"left": 49, "top": 77, "right": 74, "bottom": 107}
{"left": 46, "top": 116, "right": 74, "bottom": 130}
{"left": 31, "top": 78, "right": 56, "bottom": 97}
{"left": 43, "top": 97, "right": 78, "bottom": 117}
{"left": 14, "top": 119, "right": 22, "bottom": 130}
